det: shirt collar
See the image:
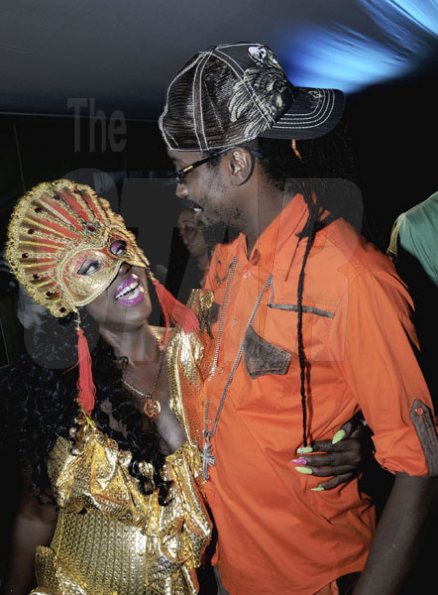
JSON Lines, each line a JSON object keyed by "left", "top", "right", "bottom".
{"left": 234, "top": 193, "right": 310, "bottom": 280}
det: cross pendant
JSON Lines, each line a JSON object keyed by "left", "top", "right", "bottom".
{"left": 202, "top": 438, "right": 216, "bottom": 481}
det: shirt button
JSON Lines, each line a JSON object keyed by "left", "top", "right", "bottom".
{"left": 243, "top": 271, "right": 252, "bottom": 279}
{"left": 218, "top": 366, "right": 224, "bottom": 375}
{"left": 232, "top": 318, "right": 238, "bottom": 327}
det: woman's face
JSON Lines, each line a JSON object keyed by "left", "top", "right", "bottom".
{"left": 85, "top": 262, "right": 152, "bottom": 331}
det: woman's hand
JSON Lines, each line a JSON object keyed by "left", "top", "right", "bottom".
{"left": 292, "top": 413, "right": 372, "bottom": 491}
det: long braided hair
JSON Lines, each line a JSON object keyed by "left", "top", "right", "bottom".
{"left": 207, "top": 125, "right": 357, "bottom": 447}
{"left": 204, "top": 127, "right": 358, "bottom": 446}
{"left": 2, "top": 311, "right": 172, "bottom": 505}
{"left": 257, "top": 128, "right": 356, "bottom": 447}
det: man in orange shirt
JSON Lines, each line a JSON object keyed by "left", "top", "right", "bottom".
{"left": 159, "top": 43, "right": 437, "bottom": 594}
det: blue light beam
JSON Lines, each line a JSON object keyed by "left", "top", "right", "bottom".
{"left": 280, "top": 0, "right": 438, "bottom": 93}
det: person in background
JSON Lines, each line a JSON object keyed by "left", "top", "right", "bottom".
{"left": 388, "top": 190, "right": 438, "bottom": 289}
{"left": 387, "top": 189, "right": 438, "bottom": 402}
{"left": 177, "top": 208, "right": 211, "bottom": 285}
{"left": 156, "top": 208, "right": 211, "bottom": 304}
{"left": 387, "top": 190, "right": 438, "bottom": 594}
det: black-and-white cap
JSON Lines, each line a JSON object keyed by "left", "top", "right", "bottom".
{"left": 159, "top": 42, "right": 345, "bottom": 151}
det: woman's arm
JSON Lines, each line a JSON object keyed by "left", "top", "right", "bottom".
{"left": 293, "top": 414, "right": 369, "bottom": 490}
{"left": 5, "top": 487, "right": 57, "bottom": 595}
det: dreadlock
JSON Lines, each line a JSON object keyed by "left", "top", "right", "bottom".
{"left": 207, "top": 122, "right": 357, "bottom": 447}
{"left": 294, "top": 186, "right": 319, "bottom": 447}
{"left": 257, "top": 126, "right": 355, "bottom": 447}
{"left": 257, "top": 123, "right": 354, "bottom": 447}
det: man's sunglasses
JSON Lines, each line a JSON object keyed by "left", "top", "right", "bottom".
{"left": 171, "top": 147, "right": 263, "bottom": 185}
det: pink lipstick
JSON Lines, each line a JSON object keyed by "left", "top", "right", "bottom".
{"left": 114, "top": 274, "right": 145, "bottom": 306}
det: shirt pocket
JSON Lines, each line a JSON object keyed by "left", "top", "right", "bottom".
{"left": 236, "top": 301, "right": 336, "bottom": 418}
{"left": 265, "top": 300, "right": 335, "bottom": 363}
{"left": 243, "top": 324, "right": 292, "bottom": 379}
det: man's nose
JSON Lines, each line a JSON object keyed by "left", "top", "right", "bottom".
{"left": 175, "top": 181, "right": 189, "bottom": 199}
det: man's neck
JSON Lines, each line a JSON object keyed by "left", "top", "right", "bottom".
{"left": 243, "top": 189, "right": 294, "bottom": 255}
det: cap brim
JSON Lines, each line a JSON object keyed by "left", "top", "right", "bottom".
{"left": 260, "top": 87, "right": 345, "bottom": 140}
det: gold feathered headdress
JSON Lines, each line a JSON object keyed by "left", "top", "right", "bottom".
{"left": 6, "top": 179, "right": 148, "bottom": 317}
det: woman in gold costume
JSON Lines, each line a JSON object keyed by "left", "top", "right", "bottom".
{"left": 3, "top": 179, "right": 211, "bottom": 594}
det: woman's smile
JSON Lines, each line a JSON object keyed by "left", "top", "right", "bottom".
{"left": 114, "top": 273, "right": 145, "bottom": 306}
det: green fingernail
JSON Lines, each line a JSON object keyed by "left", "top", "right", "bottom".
{"left": 295, "top": 466, "right": 313, "bottom": 475}
{"left": 296, "top": 446, "right": 313, "bottom": 454}
{"left": 311, "top": 486, "right": 325, "bottom": 492}
{"left": 332, "top": 429, "right": 346, "bottom": 444}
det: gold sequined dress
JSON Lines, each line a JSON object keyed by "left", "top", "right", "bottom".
{"left": 31, "top": 322, "right": 212, "bottom": 595}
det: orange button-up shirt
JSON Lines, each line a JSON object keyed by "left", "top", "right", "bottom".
{"left": 196, "top": 194, "right": 434, "bottom": 595}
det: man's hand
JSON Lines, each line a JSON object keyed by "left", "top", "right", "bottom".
{"left": 292, "top": 413, "right": 372, "bottom": 491}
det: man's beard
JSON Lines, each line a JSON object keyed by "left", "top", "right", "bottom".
{"left": 203, "top": 221, "right": 239, "bottom": 247}
{"left": 178, "top": 197, "right": 240, "bottom": 246}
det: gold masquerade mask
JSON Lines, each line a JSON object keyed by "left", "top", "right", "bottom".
{"left": 6, "top": 179, "right": 148, "bottom": 317}
{"left": 7, "top": 179, "right": 199, "bottom": 415}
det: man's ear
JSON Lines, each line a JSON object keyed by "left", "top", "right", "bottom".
{"left": 291, "top": 139, "right": 302, "bottom": 160}
{"left": 228, "top": 147, "right": 254, "bottom": 186}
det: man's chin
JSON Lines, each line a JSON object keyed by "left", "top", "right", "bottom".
{"left": 203, "top": 221, "right": 238, "bottom": 245}
{"left": 202, "top": 212, "right": 225, "bottom": 228}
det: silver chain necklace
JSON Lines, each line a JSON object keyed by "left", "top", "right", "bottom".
{"left": 209, "top": 257, "right": 238, "bottom": 380}
{"left": 202, "top": 270, "right": 273, "bottom": 480}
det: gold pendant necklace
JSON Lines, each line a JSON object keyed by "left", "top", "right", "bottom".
{"left": 122, "top": 377, "right": 162, "bottom": 417}
{"left": 121, "top": 338, "right": 165, "bottom": 418}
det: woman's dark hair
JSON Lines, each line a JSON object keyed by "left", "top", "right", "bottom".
{"left": 2, "top": 316, "right": 171, "bottom": 505}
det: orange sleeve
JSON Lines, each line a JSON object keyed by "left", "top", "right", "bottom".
{"left": 330, "top": 269, "right": 436, "bottom": 476}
